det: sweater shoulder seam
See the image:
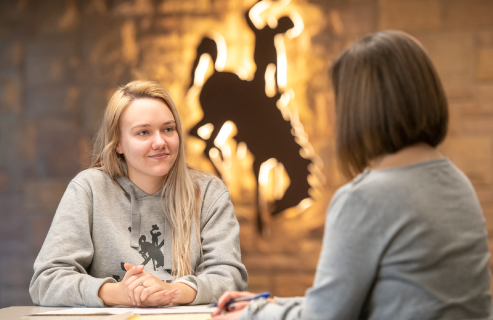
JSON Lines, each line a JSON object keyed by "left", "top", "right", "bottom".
{"left": 70, "top": 180, "right": 93, "bottom": 203}
{"left": 203, "top": 188, "right": 229, "bottom": 221}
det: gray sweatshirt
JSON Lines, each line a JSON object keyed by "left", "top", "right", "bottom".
{"left": 242, "top": 158, "right": 491, "bottom": 320}
{"left": 30, "top": 168, "right": 248, "bottom": 307}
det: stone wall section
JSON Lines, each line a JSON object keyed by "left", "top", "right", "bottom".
{"left": 1, "top": 0, "right": 493, "bottom": 307}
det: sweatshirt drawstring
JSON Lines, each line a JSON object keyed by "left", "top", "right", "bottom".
{"left": 117, "top": 177, "right": 142, "bottom": 248}
{"left": 129, "top": 187, "right": 141, "bottom": 248}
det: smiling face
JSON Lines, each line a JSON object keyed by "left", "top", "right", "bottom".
{"left": 116, "top": 98, "right": 179, "bottom": 193}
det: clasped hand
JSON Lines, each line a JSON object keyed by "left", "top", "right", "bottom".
{"left": 99, "top": 263, "right": 196, "bottom": 307}
{"left": 121, "top": 263, "right": 180, "bottom": 307}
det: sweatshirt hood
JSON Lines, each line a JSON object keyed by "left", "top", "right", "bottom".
{"left": 115, "top": 176, "right": 162, "bottom": 248}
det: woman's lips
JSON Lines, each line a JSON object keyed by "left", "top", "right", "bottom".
{"left": 149, "top": 153, "right": 169, "bottom": 159}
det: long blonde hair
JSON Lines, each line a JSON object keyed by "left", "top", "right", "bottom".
{"left": 91, "top": 80, "right": 200, "bottom": 278}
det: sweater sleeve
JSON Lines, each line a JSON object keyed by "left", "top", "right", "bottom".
{"left": 174, "top": 188, "right": 248, "bottom": 304}
{"left": 242, "top": 187, "right": 384, "bottom": 320}
{"left": 29, "top": 181, "right": 116, "bottom": 307}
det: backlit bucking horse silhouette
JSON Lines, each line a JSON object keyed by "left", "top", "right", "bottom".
{"left": 188, "top": 1, "right": 323, "bottom": 233}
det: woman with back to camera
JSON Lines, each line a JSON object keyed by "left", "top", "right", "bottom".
{"left": 29, "top": 81, "right": 248, "bottom": 307}
{"left": 211, "top": 30, "right": 491, "bottom": 320}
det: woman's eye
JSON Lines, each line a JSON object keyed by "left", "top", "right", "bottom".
{"left": 164, "top": 127, "right": 174, "bottom": 133}
{"left": 138, "top": 130, "right": 148, "bottom": 136}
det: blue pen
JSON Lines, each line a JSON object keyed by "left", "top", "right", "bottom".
{"left": 208, "top": 292, "right": 271, "bottom": 307}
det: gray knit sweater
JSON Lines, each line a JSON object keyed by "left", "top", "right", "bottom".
{"left": 30, "top": 168, "right": 248, "bottom": 307}
{"left": 242, "top": 158, "right": 491, "bottom": 320}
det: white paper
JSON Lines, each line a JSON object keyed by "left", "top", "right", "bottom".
{"left": 134, "top": 306, "right": 216, "bottom": 314}
{"left": 35, "top": 308, "right": 132, "bottom": 315}
{"left": 34, "top": 305, "right": 216, "bottom": 316}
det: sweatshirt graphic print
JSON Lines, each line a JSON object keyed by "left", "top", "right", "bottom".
{"left": 111, "top": 224, "right": 173, "bottom": 283}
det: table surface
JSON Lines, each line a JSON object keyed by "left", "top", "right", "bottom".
{"left": 0, "top": 306, "right": 116, "bottom": 320}
{"left": 0, "top": 306, "right": 212, "bottom": 320}
{"left": 4, "top": 305, "right": 493, "bottom": 320}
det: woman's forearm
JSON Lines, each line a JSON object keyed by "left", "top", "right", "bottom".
{"left": 169, "top": 282, "right": 197, "bottom": 304}
{"left": 99, "top": 282, "right": 128, "bottom": 306}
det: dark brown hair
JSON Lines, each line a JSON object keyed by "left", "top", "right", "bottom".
{"left": 331, "top": 30, "right": 448, "bottom": 179}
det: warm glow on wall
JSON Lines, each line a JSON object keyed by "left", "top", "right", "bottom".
{"left": 274, "top": 34, "right": 287, "bottom": 90}
{"left": 197, "top": 123, "right": 214, "bottom": 140}
{"left": 237, "top": 141, "right": 248, "bottom": 160}
{"left": 258, "top": 158, "right": 290, "bottom": 201}
{"left": 214, "top": 121, "right": 236, "bottom": 148}
{"left": 265, "top": 63, "right": 277, "bottom": 97}
{"left": 210, "top": 31, "right": 227, "bottom": 71}
{"left": 194, "top": 53, "right": 212, "bottom": 87}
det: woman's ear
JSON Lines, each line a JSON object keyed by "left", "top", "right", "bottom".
{"left": 116, "top": 143, "right": 123, "bottom": 155}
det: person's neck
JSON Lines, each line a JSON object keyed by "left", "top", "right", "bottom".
{"left": 370, "top": 143, "right": 444, "bottom": 170}
{"left": 127, "top": 173, "right": 164, "bottom": 195}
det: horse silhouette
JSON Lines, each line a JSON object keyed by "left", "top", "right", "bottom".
{"left": 189, "top": 6, "right": 312, "bottom": 220}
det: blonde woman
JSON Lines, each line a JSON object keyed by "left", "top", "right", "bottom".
{"left": 211, "top": 30, "right": 491, "bottom": 320}
{"left": 29, "top": 81, "right": 248, "bottom": 307}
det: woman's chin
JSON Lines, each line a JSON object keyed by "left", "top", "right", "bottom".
{"left": 150, "top": 167, "right": 172, "bottom": 178}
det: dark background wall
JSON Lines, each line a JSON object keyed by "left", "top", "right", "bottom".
{"left": 1, "top": 0, "right": 493, "bottom": 308}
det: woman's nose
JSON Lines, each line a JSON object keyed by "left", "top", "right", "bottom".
{"left": 152, "top": 132, "right": 166, "bottom": 149}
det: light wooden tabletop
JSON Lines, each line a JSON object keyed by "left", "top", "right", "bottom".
{"left": 0, "top": 307, "right": 212, "bottom": 320}
{"left": 0, "top": 306, "right": 113, "bottom": 320}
